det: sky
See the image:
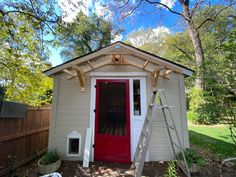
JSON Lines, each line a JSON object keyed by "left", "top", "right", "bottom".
{"left": 49, "top": 0, "right": 183, "bottom": 66}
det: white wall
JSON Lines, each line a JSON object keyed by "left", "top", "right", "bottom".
{"left": 147, "top": 73, "right": 189, "bottom": 161}
{"left": 49, "top": 73, "right": 91, "bottom": 160}
{"left": 49, "top": 65, "right": 189, "bottom": 161}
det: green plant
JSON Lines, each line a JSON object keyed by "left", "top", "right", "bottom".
{"left": 40, "top": 150, "right": 60, "bottom": 165}
{"left": 179, "top": 148, "right": 206, "bottom": 168}
{"left": 164, "top": 161, "right": 178, "bottom": 177}
{"left": 189, "top": 88, "right": 222, "bottom": 124}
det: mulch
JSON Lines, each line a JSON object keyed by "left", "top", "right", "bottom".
{"left": 8, "top": 145, "right": 236, "bottom": 177}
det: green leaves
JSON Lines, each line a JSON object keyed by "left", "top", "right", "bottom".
{"left": 0, "top": 0, "right": 56, "bottom": 106}
{"left": 178, "top": 148, "right": 206, "bottom": 168}
{"left": 55, "top": 11, "right": 121, "bottom": 61}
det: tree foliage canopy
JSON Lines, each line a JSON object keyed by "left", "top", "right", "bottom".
{"left": 55, "top": 11, "right": 121, "bottom": 61}
{"left": 0, "top": 0, "right": 58, "bottom": 105}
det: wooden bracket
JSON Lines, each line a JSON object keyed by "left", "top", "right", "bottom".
{"left": 87, "top": 61, "right": 95, "bottom": 69}
{"left": 143, "top": 60, "right": 149, "bottom": 69}
{"left": 151, "top": 68, "right": 161, "bottom": 91}
{"left": 160, "top": 69, "right": 173, "bottom": 79}
{"left": 72, "top": 65, "right": 86, "bottom": 92}
{"left": 63, "top": 69, "right": 76, "bottom": 77}
{"left": 112, "top": 54, "right": 124, "bottom": 64}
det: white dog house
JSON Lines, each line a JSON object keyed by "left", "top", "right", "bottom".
{"left": 44, "top": 41, "right": 193, "bottom": 163}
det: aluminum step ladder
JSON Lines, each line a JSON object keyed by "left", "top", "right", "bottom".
{"left": 131, "top": 89, "right": 191, "bottom": 177}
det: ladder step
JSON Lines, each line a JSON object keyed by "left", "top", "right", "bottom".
{"left": 131, "top": 90, "right": 191, "bottom": 177}
{"left": 157, "top": 105, "right": 176, "bottom": 109}
{"left": 172, "top": 142, "right": 181, "bottom": 149}
{"left": 167, "top": 125, "right": 175, "bottom": 130}
{"left": 158, "top": 105, "right": 169, "bottom": 109}
{"left": 142, "top": 130, "right": 150, "bottom": 137}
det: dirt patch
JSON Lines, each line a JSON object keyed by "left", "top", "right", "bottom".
{"left": 13, "top": 160, "right": 183, "bottom": 177}
{"left": 11, "top": 146, "right": 236, "bottom": 177}
{"left": 190, "top": 145, "right": 236, "bottom": 177}
{"left": 57, "top": 161, "right": 177, "bottom": 177}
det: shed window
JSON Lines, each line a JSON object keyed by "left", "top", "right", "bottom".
{"left": 133, "top": 80, "right": 141, "bottom": 115}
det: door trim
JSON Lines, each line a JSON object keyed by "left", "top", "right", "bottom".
{"left": 89, "top": 75, "right": 148, "bottom": 162}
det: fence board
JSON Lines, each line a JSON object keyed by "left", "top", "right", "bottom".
{"left": 0, "top": 105, "right": 51, "bottom": 176}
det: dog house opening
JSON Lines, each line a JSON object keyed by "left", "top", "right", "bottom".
{"left": 66, "top": 131, "right": 81, "bottom": 157}
{"left": 69, "top": 138, "right": 79, "bottom": 154}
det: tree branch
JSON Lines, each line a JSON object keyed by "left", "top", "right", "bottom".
{"left": 121, "top": 0, "right": 143, "bottom": 19}
{"left": 113, "top": 0, "right": 131, "bottom": 15}
{"left": 29, "top": 0, "right": 38, "bottom": 14}
{"left": 161, "top": 42, "right": 193, "bottom": 61}
{"left": 196, "top": 3, "right": 236, "bottom": 30}
{"left": 191, "top": 0, "right": 206, "bottom": 16}
{"left": 144, "top": 0, "right": 190, "bottom": 21}
{"left": 0, "top": 9, "right": 58, "bottom": 23}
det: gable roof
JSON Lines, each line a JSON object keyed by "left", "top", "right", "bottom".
{"left": 44, "top": 41, "right": 194, "bottom": 76}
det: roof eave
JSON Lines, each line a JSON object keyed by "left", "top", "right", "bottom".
{"left": 44, "top": 41, "right": 194, "bottom": 77}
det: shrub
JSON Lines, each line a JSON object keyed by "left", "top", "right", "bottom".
{"left": 188, "top": 88, "right": 221, "bottom": 124}
{"left": 179, "top": 148, "right": 206, "bottom": 168}
{"left": 187, "top": 111, "right": 197, "bottom": 122}
{"left": 40, "top": 149, "right": 60, "bottom": 165}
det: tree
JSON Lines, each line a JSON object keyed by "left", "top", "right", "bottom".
{"left": 216, "top": 19, "right": 236, "bottom": 143}
{"left": 0, "top": 0, "right": 58, "bottom": 105}
{"left": 124, "top": 6, "right": 236, "bottom": 125}
{"left": 55, "top": 11, "right": 121, "bottom": 61}
{"left": 107, "top": 0, "right": 235, "bottom": 90}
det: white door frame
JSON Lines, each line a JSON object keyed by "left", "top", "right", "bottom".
{"left": 89, "top": 72, "right": 148, "bottom": 162}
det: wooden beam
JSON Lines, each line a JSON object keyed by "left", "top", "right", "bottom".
{"left": 84, "top": 59, "right": 113, "bottom": 73}
{"left": 87, "top": 61, "right": 95, "bottom": 69}
{"left": 151, "top": 71, "right": 160, "bottom": 91}
{"left": 142, "top": 60, "right": 149, "bottom": 69}
{"left": 62, "top": 69, "right": 75, "bottom": 77}
{"left": 72, "top": 65, "right": 86, "bottom": 92}
{"left": 165, "top": 69, "right": 173, "bottom": 76}
{"left": 162, "top": 69, "right": 173, "bottom": 79}
{"left": 130, "top": 53, "right": 183, "bottom": 74}
{"left": 151, "top": 67, "right": 162, "bottom": 91}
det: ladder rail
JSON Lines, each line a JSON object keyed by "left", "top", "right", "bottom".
{"left": 160, "top": 102, "right": 178, "bottom": 160}
{"left": 167, "top": 107, "right": 191, "bottom": 177}
{"left": 160, "top": 90, "right": 191, "bottom": 177}
{"left": 131, "top": 89, "right": 191, "bottom": 177}
{"left": 131, "top": 91, "right": 157, "bottom": 176}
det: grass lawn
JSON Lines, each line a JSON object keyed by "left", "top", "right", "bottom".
{"left": 188, "top": 122, "right": 236, "bottom": 158}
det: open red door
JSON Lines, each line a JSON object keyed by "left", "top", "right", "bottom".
{"left": 94, "top": 79, "right": 131, "bottom": 163}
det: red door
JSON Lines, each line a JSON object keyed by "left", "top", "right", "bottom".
{"left": 94, "top": 79, "right": 131, "bottom": 163}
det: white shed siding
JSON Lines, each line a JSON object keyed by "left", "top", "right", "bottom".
{"left": 178, "top": 74, "right": 190, "bottom": 148}
{"left": 48, "top": 74, "right": 59, "bottom": 149}
{"left": 51, "top": 73, "right": 91, "bottom": 160}
{"left": 49, "top": 64, "right": 189, "bottom": 161}
{"left": 147, "top": 73, "right": 189, "bottom": 161}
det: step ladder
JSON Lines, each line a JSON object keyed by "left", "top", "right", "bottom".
{"left": 131, "top": 89, "right": 191, "bottom": 177}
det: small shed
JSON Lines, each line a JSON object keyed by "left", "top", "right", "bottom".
{"left": 44, "top": 41, "right": 193, "bottom": 163}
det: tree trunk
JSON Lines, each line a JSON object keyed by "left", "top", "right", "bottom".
{"left": 182, "top": 4, "right": 205, "bottom": 90}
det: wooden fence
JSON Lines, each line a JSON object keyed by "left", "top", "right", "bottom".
{"left": 0, "top": 106, "right": 51, "bottom": 176}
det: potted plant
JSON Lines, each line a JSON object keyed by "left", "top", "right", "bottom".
{"left": 38, "top": 149, "right": 61, "bottom": 175}
{"left": 178, "top": 148, "right": 206, "bottom": 173}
